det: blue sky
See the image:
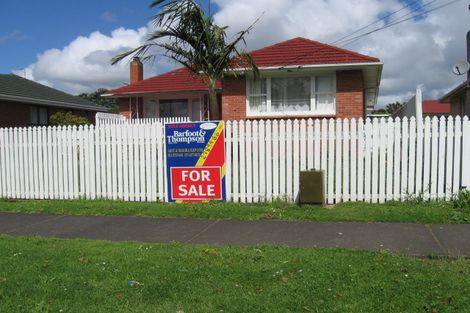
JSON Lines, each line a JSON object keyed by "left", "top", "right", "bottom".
{"left": 0, "top": 0, "right": 468, "bottom": 106}
{"left": 0, "top": 0, "right": 215, "bottom": 74}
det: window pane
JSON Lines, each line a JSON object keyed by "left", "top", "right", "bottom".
{"left": 249, "top": 95, "right": 267, "bottom": 112}
{"left": 39, "top": 107, "right": 48, "bottom": 125}
{"left": 144, "top": 100, "right": 158, "bottom": 118}
{"left": 315, "top": 93, "right": 335, "bottom": 112}
{"left": 249, "top": 78, "right": 266, "bottom": 95}
{"left": 272, "top": 77, "right": 310, "bottom": 112}
{"left": 316, "top": 76, "right": 334, "bottom": 92}
{"left": 191, "top": 98, "right": 202, "bottom": 121}
{"left": 30, "top": 107, "right": 38, "bottom": 125}
{"left": 159, "top": 99, "right": 188, "bottom": 117}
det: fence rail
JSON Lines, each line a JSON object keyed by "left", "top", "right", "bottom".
{"left": 95, "top": 113, "right": 190, "bottom": 126}
{"left": 0, "top": 116, "right": 469, "bottom": 204}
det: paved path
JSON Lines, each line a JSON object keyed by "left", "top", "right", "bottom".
{"left": 1, "top": 212, "right": 469, "bottom": 257}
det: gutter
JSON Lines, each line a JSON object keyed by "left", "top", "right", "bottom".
{"left": 0, "top": 93, "right": 109, "bottom": 112}
{"left": 231, "top": 61, "right": 383, "bottom": 72}
{"left": 102, "top": 88, "right": 222, "bottom": 98}
{"left": 438, "top": 80, "right": 469, "bottom": 102}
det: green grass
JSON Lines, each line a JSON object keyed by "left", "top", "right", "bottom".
{"left": 0, "top": 198, "right": 469, "bottom": 224}
{"left": 0, "top": 235, "right": 469, "bottom": 313}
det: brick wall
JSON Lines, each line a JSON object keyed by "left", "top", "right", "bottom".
{"left": 221, "top": 76, "right": 246, "bottom": 121}
{"left": 118, "top": 98, "right": 132, "bottom": 118}
{"left": 0, "top": 101, "right": 101, "bottom": 127}
{"left": 0, "top": 101, "right": 31, "bottom": 127}
{"left": 336, "top": 70, "right": 365, "bottom": 119}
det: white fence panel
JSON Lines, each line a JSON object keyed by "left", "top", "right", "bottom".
{"left": 0, "top": 116, "right": 469, "bottom": 204}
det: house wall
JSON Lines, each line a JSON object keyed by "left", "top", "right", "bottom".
{"left": 221, "top": 76, "right": 246, "bottom": 121}
{"left": 449, "top": 93, "right": 469, "bottom": 117}
{"left": 336, "top": 70, "right": 364, "bottom": 119}
{"left": 0, "top": 100, "right": 31, "bottom": 127}
{"left": 221, "top": 70, "right": 365, "bottom": 121}
{"left": 0, "top": 100, "right": 100, "bottom": 127}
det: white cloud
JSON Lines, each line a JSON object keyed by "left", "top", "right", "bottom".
{"left": 213, "top": 0, "right": 470, "bottom": 107}
{"left": 15, "top": 0, "right": 470, "bottom": 106}
{"left": 14, "top": 26, "right": 160, "bottom": 94}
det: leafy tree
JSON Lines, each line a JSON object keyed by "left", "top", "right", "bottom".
{"left": 385, "top": 101, "right": 405, "bottom": 115}
{"left": 112, "top": 0, "right": 259, "bottom": 119}
{"left": 50, "top": 111, "right": 90, "bottom": 126}
{"left": 370, "top": 108, "right": 387, "bottom": 115}
{"left": 78, "top": 88, "right": 118, "bottom": 113}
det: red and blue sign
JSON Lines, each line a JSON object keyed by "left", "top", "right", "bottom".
{"left": 165, "top": 121, "right": 226, "bottom": 202}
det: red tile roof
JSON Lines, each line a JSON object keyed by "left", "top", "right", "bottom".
{"left": 107, "top": 37, "right": 380, "bottom": 96}
{"left": 243, "top": 37, "right": 379, "bottom": 68}
{"left": 422, "top": 100, "right": 450, "bottom": 114}
{"left": 106, "top": 68, "right": 222, "bottom": 96}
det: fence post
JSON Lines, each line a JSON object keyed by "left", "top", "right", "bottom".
{"left": 462, "top": 116, "right": 470, "bottom": 190}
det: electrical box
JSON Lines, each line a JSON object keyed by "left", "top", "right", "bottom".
{"left": 299, "top": 170, "right": 325, "bottom": 205}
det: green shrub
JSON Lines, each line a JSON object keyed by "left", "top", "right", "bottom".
{"left": 452, "top": 189, "right": 470, "bottom": 210}
{"left": 49, "top": 111, "right": 90, "bottom": 126}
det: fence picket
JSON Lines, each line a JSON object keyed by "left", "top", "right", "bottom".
{"left": 437, "top": 117, "right": 446, "bottom": 199}
{"left": 342, "top": 119, "right": 350, "bottom": 202}
{"left": 265, "top": 120, "right": 272, "bottom": 202}
{"left": 252, "top": 120, "right": 259, "bottom": 202}
{"left": 272, "top": 120, "right": 279, "bottom": 200}
{"left": 259, "top": 120, "right": 266, "bottom": 201}
{"left": 232, "top": 121, "right": 239, "bottom": 202}
{"left": 453, "top": 116, "right": 462, "bottom": 196}
{"left": 239, "top": 121, "right": 246, "bottom": 202}
{"left": 225, "top": 121, "right": 232, "bottom": 201}
{"left": 357, "top": 118, "right": 364, "bottom": 201}
{"left": 445, "top": 117, "right": 454, "bottom": 200}
{"left": 0, "top": 116, "right": 467, "bottom": 204}
{"left": 350, "top": 118, "right": 358, "bottom": 202}
{"left": 423, "top": 117, "right": 439, "bottom": 200}
{"left": 386, "top": 118, "right": 394, "bottom": 201}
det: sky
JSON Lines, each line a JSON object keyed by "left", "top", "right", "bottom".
{"left": 0, "top": 0, "right": 469, "bottom": 107}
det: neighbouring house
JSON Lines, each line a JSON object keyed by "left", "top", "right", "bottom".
{"left": 439, "top": 79, "right": 470, "bottom": 116}
{"left": 395, "top": 95, "right": 450, "bottom": 118}
{"left": 0, "top": 74, "right": 108, "bottom": 127}
{"left": 422, "top": 100, "right": 450, "bottom": 117}
{"left": 104, "top": 37, "right": 383, "bottom": 121}
{"left": 439, "top": 31, "right": 470, "bottom": 117}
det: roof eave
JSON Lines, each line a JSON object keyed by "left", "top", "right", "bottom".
{"left": 439, "top": 80, "right": 469, "bottom": 102}
{"left": 0, "top": 93, "right": 109, "bottom": 112}
{"left": 231, "top": 61, "right": 383, "bottom": 72}
{"left": 102, "top": 88, "right": 223, "bottom": 98}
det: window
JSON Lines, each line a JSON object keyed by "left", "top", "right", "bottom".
{"left": 247, "top": 75, "right": 336, "bottom": 116}
{"left": 272, "top": 77, "right": 310, "bottom": 112}
{"left": 30, "top": 106, "right": 48, "bottom": 125}
{"left": 159, "top": 99, "right": 189, "bottom": 117}
{"left": 248, "top": 79, "right": 267, "bottom": 113}
{"left": 314, "top": 76, "right": 335, "bottom": 113}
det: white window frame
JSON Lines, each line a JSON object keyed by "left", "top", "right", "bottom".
{"left": 246, "top": 74, "right": 336, "bottom": 117}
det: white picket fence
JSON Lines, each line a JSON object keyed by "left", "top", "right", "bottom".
{"left": 0, "top": 116, "right": 469, "bottom": 204}
{"left": 95, "top": 113, "right": 190, "bottom": 126}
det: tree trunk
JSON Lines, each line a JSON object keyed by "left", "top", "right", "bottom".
{"left": 208, "top": 79, "right": 219, "bottom": 120}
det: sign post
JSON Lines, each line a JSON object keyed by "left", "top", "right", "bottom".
{"left": 165, "top": 121, "right": 226, "bottom": 202}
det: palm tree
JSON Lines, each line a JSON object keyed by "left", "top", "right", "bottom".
{"left": 112, "top": 0, "right": 259, "bottom": 119}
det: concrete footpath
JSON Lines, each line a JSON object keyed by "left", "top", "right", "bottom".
{"left": 1, "top": 212, "right": 469, "bottom": 257}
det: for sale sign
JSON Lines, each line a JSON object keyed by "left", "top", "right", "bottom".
{"left": 165, "top": 121, "right": 225, "bottom": 202}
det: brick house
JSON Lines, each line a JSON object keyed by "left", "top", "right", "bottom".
{"left": 0, "top": 74, "right": 108, "bottom": 127}
{"left": 104, "top": 37, "right": 383, "bottom": 120}
{"left": 439, "top": 79, "right": 470, "bottom": 117}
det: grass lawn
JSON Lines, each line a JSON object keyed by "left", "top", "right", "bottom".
{"left": 0, "top": 235, "right": 469, "bottom": 313}
{"left": 0, "top": 198, "right": 469, "bottom": 224}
